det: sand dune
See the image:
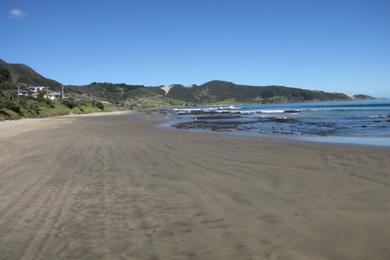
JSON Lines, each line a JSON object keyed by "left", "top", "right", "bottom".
{"left": 0, "top": 113, "right": 389, "bottom": 259}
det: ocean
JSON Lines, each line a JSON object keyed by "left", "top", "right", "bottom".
{"left": 164, "top": 100, "right": 390, "bottom": 147}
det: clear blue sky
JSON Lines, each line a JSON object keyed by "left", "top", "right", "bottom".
{"left": 1, "top": 0, "right": 389, "bottom": 97}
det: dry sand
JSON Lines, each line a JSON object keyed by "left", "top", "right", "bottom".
{"left": 0, "top": 111, "right": 130, "bottom": 141}
{"left": 0, "top": 112, "right": 389, "bottom": 260}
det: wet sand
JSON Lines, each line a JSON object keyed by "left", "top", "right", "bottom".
{"left": 0, "top": 112, "right": 389, "bottom": 259}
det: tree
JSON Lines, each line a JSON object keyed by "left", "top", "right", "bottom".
{"left": 95, "top": 101, "right": 104, "bottom": 110}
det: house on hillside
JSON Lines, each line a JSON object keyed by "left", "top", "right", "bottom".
{"left": 9, "top": 84, "right": 46, "bottom": 98}
{"left": 45, "top": 91, "right": 62, "bottom": 100}
{"left": 15, "top": 90, "right": 31, "bottom": 97}
{"left": 28, "top": 86, "right": 46, "bottom": 97}
{"left": 7, "top": 84, "right": 63, "bottom": 100}
{"left": 29, "top": 86, "right": 46, "bottom": 93}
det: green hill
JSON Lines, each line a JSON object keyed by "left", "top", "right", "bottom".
{"left": 68, "top": 82, "right": 165, "bottom": 102}
{"left": 69, "top": 80, "right": 357, "bottom": 105}
{"left": 0, "top": 59, "right": 61, "bottom": 89}
{"left": 351, "top": 94, "right": 375, "bottom": 100}
{"left": 0, "top": 59, "right": 375, "bottom": 107}
{"left": 166, "top": 80, "right": 352, "bottom": 104}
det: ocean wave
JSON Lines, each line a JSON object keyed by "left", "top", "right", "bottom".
{"left": 173, "top": 105, "right": 240, "bottom": 111}
{"left": 233, "top": 109, "right": 301, "bottom": 114}
{"left": 369, "top": 115, "right": 390, "bottom": 118}
{"left": 174, "top": 108, "right": 302, "bottom": 115}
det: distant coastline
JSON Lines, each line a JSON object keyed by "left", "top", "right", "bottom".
{"left": 1, "top": 59, "right": 376, "bottom": 120}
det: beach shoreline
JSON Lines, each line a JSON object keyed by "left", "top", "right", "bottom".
{"left": 166, "top": 99, "right": 390, "bottom": 148}
{"left": 0, "top": 110, "right": 133, "bottom": 140}
{"left": 1, "top": 112, "right": 389, "bottom": 259}
{"left": 159, "top": 120, "right": 390, "bottom": 149}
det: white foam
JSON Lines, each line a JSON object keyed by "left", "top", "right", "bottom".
{"left": 257, "top": 109, "right": 286, "bottom": 113}
{"left": 174, "top": 107, "right": 304, "bottom": 115}
{"left": 369, "top": 115, "right": 388, "bottom": 118}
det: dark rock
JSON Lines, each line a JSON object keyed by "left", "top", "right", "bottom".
{"left": 195, "top": 115, "right": 241, "bottom": 120}
{"left": 284, "top": 110, "right": 301, "bottom": 113}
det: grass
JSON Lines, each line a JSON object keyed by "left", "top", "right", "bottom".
{"left": 0, "top": 98, "right": 121, "bottom": 120}
{"left": 40, "top": 101, "right": 113, "bottom": 116}
{"left": 39, "top": 102, "right": 71, "bottom": 117}
{"left": 123, "top": 96, "right": 185, "bottom": 109}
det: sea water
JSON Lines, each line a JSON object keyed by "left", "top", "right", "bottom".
{"left": 166, "top": 100, "right": 390, "bottom": 147}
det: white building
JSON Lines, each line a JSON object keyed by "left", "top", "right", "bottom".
{"left": 16, "top": 90, "right": 31, "bottom": 97}
{"left": 29, "top": 86, "right": 46, "bottom": 93}
{"left": 45, "top": 92, "right": 62, "bottom": 100}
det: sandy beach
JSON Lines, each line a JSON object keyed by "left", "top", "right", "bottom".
{"left": 0, "top": 112, "right": 389, "bottom": 260}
